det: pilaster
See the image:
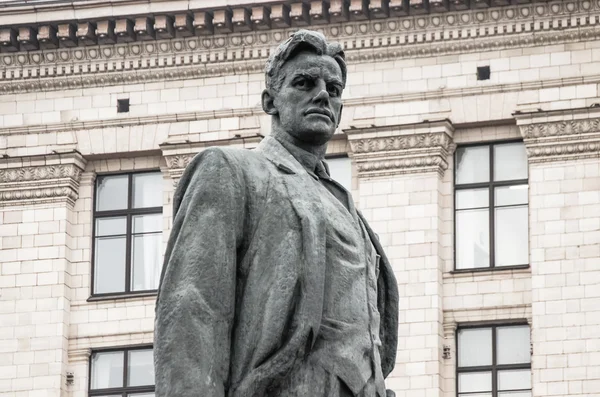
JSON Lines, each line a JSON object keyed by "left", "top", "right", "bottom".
{"left": 515, "top": 107, "right": 600, "bottom": 397}
{"left": 348, "top": 119, "right": 454, "bottom": 397}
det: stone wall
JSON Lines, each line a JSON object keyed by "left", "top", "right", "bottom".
{"left": 0, "top": 0, "right": 599, "bottom": 396}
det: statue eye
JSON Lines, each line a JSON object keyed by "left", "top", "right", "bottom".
{"left": 294, "top": 77, "right": 313, "bottom": 89}
{"left": 327, "top": 84, "right": 340, "bottom": 97}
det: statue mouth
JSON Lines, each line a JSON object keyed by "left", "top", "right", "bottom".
{"left": 305, "top": 108, "right": 333, "bottom": 121}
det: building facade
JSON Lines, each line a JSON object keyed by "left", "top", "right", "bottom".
{"left": 0, "top": 0, "right": 599, "bottom": 396}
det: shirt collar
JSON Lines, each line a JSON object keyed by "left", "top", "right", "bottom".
{"left": 275, "top": 136, "right": 327, "bottom": 176}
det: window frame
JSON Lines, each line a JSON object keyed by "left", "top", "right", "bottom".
{"left": 453, "top": 139, "right": 529, "bottom": 272}
{"left": 90, "top": 170, "right": 163, "bottom": 299}
{"left": 455, "top": 322, "right": 532, "bottom": 397}
{"left": 88, "top": 344, "right": 155, "bottom": 397}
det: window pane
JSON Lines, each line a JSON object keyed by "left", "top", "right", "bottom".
{"left": 131, "top": 233, "right": 162, "bottom": 291}
{"left": 96, "top": 217, "right": 127, "bottom": 237}
{"left": 456, "top": 188, "right": 489, "bottom": 210}
{"left": 456, "top": 209, "right": 490, "bottom": 269}
{"left": 497, "top": 325, "right": 531, "bottom": 365}
{"left": 495, "top": 206, "right": 528, "bottom": 266}
{"left": 494, "top": 142, "right": 528, "bottom": 181}
{"left": 498, "top": 369, "right": 531, "bottom": 391}
{"left": 127, "top": 349, "right": 155, "bottom": 387}
{"left": 456, "top": 146, "right": 490, "bottom": 184}
{"left": 133, "top": 173, "right": 163, "bottom": 208}
{"left": 326, "top": 157, "right": 352, "bottom": 192}
{"left": 458, "top": 328, "right": 492, "bottom": 367}
{"left": 133, "top": 214, "right": 163, "bottom": 234}
{"left": 94, "top": 237, "right": 126, "bottom": 294}
{"left": 96, "top": 175, "right": 128, "bottom": 211}
{"left": 458, "top": 372, "right": 492, "bottom": 393}
{"left": 498, "top": 392, "right": 531, "bottom": 397}
{"left": 91, "top": 351, "right": 124, "bottom": 389}
{"left": 496, "top": 185, "right": 529, "bottom": 206}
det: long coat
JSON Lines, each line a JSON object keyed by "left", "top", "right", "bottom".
{"left": 154, "top": 136, "right": 399, "bottom": 397}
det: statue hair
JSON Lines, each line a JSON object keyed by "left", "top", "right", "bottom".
{"left": 265, "top": 30, "right": 347, "bottom": 93}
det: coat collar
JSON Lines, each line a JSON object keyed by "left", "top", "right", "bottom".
{"left": 255, "top": 135, "right": 313, "bottom": 176}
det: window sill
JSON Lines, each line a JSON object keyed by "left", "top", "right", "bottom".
{"left": 87, "top": 291, "right": 158, "bottom": 302}
{"left": 447, "top": 265, "right": 530, "bottom": 278}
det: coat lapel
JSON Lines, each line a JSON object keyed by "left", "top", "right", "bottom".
{"left": 256, "top": 136, "right": 326, "bottom": 348}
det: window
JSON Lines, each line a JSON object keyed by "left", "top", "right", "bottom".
{"left": 326, "top": 156, "right": 352, "bottom": 192}
{"left": 89, "top": 346, "right": 154, "bottom": 396}
{"left": 457, "top": 324, "right": 531, "bottom": 397}
{"left": 92, "top": 172, "right": 163, "bottom": 296}
{"left": 454, "top": 142, "right": 528, "bottom": 270}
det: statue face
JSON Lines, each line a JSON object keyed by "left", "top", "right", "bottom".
{"left": 271, "top": 51, "right": 344, "bottom": 146}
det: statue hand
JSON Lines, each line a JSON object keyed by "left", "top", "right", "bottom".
{"left": 386, "top": 390, "right": 396, "bottom": 397}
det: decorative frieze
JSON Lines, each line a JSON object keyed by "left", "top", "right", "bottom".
{"left": 347, "top": 119, "right": 454, "bottom": 177}
{"left": 0, "top": 0, "right": 597, "bottom": 93}
{"left": 515, "top": 107, "right": 600, "bottom": 163}
{"left": 0, "top": 0, "right": 595, "bottom": 53}
{"left": 0, "top": 150, "right": 86, "bottom": 207}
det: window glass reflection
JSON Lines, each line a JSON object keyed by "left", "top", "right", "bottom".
{"left": 128, "top": 349, "right": 155, "bottom": 387}
{"left": 497, "top": 325, "right": 531, "bottom": 365}
{"left": 456, "top": 209, "right": 490, "bottom": 269}
{"left": 327, "top": 157, "right": 352, "bottom": 192}
{"left": 91, "top": 351, "right": 124, "bottom": 389}
{"left": 96, "top": 175, "right": 128, "bottom": 211}
{"left": 494, "top": 142, "right": 528, "bottom": 181}
{"left": 495, "top": 206, "right": 529, "bottom": 266}
{"left": 456, "top": 146, "right": 490, "bottom": 184}
{"left": 133, "top": 173, "right": 163, "bottom": 208}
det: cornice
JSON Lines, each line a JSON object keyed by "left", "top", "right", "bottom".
{"left": 346, "top": 119, "right": 455, "bottom": 177}
{"left": 1, "top": 0, "right": 590, "bottom": 52}
{"left": 444, "top": 304, "right": 532, "bottom": 326}
{"left": 515, "top": 107, "right": 600, "bottom": 163}
{"left": 0, "top": 0, "right": 597, "bottom": 93}
{"left": 0, "top": 150, "right": 87, "bottom": 207}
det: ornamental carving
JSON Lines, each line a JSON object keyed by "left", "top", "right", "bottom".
{"left": 351, "top": 132, "right": 451, "bottom": 154}
{"left": 347, "top": 120, "right": 454, "bottom": 177}
{"left": 0, "top": 0, "right": 598, "bottom": 93}
{"left": 516, "top": 109, "right": 600, "bottom": 163}
{"left": 0, "top": 152, "right": 86, "bottom": 207}
{"left": 0, "top": 164, "right": 82, "bottom": 183}
{"left": 521, "top": 118, "right": 600, "bottom": 139}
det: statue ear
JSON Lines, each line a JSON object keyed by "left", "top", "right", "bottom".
{"left": 336, "top": 103, "right": 344, "bottom": 128}
{"left": 261, "top": 89, "right": 278, "bottom": 116}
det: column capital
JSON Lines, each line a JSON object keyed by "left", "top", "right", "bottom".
{"left": 345, "top": 119, "right": 455, "bottom": 178}
{"left": 515, "top": 106, "right": 600, "bottom": 163}
{"left": 160, "top": 135, "right": 262, "bottom": 185}
{"left": 0, "top": 150, "right": 87, "bottom": 207}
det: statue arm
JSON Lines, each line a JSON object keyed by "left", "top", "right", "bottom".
{"left": 155, "top": 148, "right": 245, "bottom": 397}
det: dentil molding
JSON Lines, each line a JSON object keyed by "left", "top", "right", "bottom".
{"left": 0, "top": 0, "right": 598, "bottom": 93}
{"left": 346, "top": 119, "right": 455, "bottom": 177}
{"left": 515, "top": 107, "right": 600, "bottom": 163}
{"left": 0, "top": 150, "right": 87, "bottom": 207}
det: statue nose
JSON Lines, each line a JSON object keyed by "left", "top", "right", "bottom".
{"left": 312, "top": 89, "right": 329, "bottom": 104}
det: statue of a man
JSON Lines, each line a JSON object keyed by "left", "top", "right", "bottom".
{"left": 155, "top": 30, "right": 398, "bottom": 397}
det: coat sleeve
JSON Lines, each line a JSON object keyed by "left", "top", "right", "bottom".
{"left": 154, "top": 148, "right": 245, "bottom": 397}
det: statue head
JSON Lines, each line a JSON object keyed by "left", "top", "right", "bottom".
{"left": 262, "top": 30, "right": 346, "bottom": 147}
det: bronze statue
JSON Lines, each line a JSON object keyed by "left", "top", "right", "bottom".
{"left": 155, "top": 30, "right": 398, "bottom": 397}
